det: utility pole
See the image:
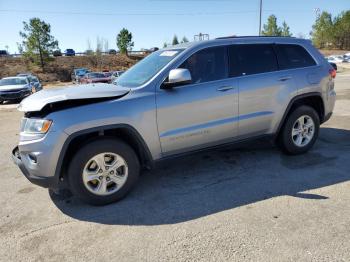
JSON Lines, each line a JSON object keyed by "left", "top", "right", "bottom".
{"left": 259, "top": 0, "right": 263, "bottom": 36}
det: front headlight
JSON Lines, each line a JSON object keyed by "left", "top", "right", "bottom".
{"left": 21, "top": 118, "right": 52, "bottom": 134}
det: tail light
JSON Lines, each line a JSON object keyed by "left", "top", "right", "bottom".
{"left": 329, "top": 68, "right": 336, "bottom": 78}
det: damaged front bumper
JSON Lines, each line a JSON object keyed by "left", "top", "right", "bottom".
{"left": 12, "top": 146, "right": 58, "bottom": 188}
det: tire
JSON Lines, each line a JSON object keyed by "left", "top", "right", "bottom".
{"left": 68, "top": 138, "right": 140, "bottom": 205}
{"left": 278, "top": 105, "right": 320, "bottom": 155}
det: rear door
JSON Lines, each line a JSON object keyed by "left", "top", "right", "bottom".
{"left": 156, "top": 45, "right": 239, "bottom": 155}
{"left": 274, "top": 44, "right": 320, "bottom": 95}
{"left": 229, "top": 44, "right": 296, "bottom": 138}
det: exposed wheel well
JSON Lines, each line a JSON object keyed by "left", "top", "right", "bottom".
{"left": 277, "top": 94, "right": 325, "bottom": 136}
{"left": 58, "top": 127, "right": 153, "bottom": 181}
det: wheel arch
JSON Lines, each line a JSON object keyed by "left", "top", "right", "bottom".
{"left": 54, "top": 124, "right": 153, "bottom": 187}
{"left": 276, "top": 92, "right": 325, "bottom": 137}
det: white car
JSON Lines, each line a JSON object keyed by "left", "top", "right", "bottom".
{"left": 326, "top": 56, "right": 344, "bottom": 64}
{"left": 343, "top": 55, "right": 350, "bottom": 63}
{"left": 0, "top": 77, "right": 34, "bottom": 103}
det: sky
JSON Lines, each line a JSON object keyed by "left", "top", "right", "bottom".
{"left": 0, "top": 0, "right": 349, "bottom": 53}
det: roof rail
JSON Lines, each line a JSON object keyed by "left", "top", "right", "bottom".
{"left": 216, "top": 35, "right": 295, "bottom": 40}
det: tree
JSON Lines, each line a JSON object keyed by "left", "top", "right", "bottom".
{"left": 310, "top": 10, "right": 350, "bottom": 50}
{"left": 181, "top": 36, "right": 189, "bottom": 43}
{"left": 16, "top": 42, "right": 24, "bottom": 54}
{"left": 172, "top": 35, "right": 179, "bottom": 45}
{"left": 96, "top": 36, "right": 103, "bottom": 54}
{"left": 281, "top": 21, "right": 292, "bottom": 36}
{"left": 103, "top": 38, "right": 109, "bottom": 52}
{"left": 163, "top": 42, "right": 168, "bottom": 48}
{"left": 87, "top": 38, "right": 92, "bottom": 51}
{"left": 116, "top": 28, "right": 134, "bottom": 55}
{"left": 332, "top": 10, "right": 350, "bottom": 50}
{"left": 262, "top": 15, "right": 282, "bottom": 36}
{"left": 19, "top": 18, "right": 58, "bottom": 69}
{"left": 310, "top": 11, "right": 333, "bottom": 48}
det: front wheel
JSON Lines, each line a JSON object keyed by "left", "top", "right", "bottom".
{"left": 278, "top": 106, "right": 320, "bottom": 155}
{"left": 68, "top": 138, "right": 140, "bottom": 205}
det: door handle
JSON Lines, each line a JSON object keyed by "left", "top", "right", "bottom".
{"left": 217, "top": 86, "right": 235, "bottom": 92}
{"left": 278, "top": 76, "right": 292, "bottom": 82}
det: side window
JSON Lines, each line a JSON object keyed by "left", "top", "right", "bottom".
{"left": 228, "top": 44, "right": 278, "bottom": 77}
{"left": 179, "top": 46, "right": 228, "bottom": 84}
{"left": 275, "top": 44, "right": 316, "bottom": 70}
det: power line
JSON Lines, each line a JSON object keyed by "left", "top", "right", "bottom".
{"left": 0, "top": 9, "right": 314, "bottom": 17}
{"left": 0, "top": 9, "right": 258, "bottom": 16}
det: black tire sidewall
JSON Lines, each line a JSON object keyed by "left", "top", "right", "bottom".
{"left": 280, "top": 106, "right": 320, "bottom": 155}
{"left": 68, "top": 138, "right": 140, "bottom": 205}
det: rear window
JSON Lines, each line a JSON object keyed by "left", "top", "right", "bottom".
{"left": 275, "top": 44, "right": 316, "bottom": 70}
{"left": 229, "top": 44, "right": 278, "bottom": 77}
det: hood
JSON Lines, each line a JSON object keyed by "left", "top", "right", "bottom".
{"left": 0, "top": 84, "right": 28, "bottom": 92}
{"left": 18, "top": 83, "right": 130, "bottom": 112}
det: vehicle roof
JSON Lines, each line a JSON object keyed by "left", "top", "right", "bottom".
{"left": 1, "top": 76, "right": 28, "bottom": 80}
{"left": 87, "top": 72, "right": 105, "bottom": 75}
{"left": 165, "top": 36, "right": 310, "bottom": 51}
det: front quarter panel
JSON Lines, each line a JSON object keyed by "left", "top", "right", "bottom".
{"left": 48, "top": 89, "right": 161, "bottom": 160}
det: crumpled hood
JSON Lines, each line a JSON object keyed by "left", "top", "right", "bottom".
{"left": 18, "top": 83, "right": 130, "bottom": 112}
{"left": 0, "top": 84, "right": 28, "bottom": 92}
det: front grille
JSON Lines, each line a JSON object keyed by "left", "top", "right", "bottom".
{"left": 0, "top": 90, "right": 29, "bottom": 99}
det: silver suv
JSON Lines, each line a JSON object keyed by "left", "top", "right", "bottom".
{"left": 12, "top": 37, "right": 336, "bottom": 205}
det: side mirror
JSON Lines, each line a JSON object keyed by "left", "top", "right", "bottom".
{"left": 161, "top": 68, "right": 192, "bottom": 89}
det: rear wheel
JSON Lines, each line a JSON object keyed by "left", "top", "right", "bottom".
{"left": 278, "top": 106, "right": 320, "bottom": 155}
{"left": 68, "top": 138, "right": 140, "bottom": 205}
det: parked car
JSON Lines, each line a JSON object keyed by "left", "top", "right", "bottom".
{"left": 28, "top": 75, "right": 43, "bottom": 91}
{"left": 80, "top": 72, "right": 111, "bottom": 84}
{"left": 0, "top": 50, "right": 9, "bottom": 57}
{"left": 110, "top": 70, "right": 125, "bottom": 83}
{"left": 108, "top": 49, "right": 117, "bottom": 55}
{"left": 16, "top": 73, "right": 42, "bottom": 92}
{"left": 102, "top": 71, "right": 113, "bottom": 82}
{"left": 53, "top": 50, "right": 62, "bottom": 57}
{"left": 65, "top": 49, "right": 75, "bottom": 56}
{"left": 12, "top": 37, "right": 336, "bottom": 205}
{"left": 0, "top": 77, "right": 35, "bottom": 103}
{"left": 342, "top": 55, "right": 350, "bottom": 63}
{"left": 329, "top": 62, "right": 338, "bottom": 71}
{"left": 149, "top": 47, "right": 159, "bottom": 52}
{"left": 16, "top": 72, "right": 32, "bottom": 77}
{"left": 326, "top": 55, "right": 344, "bottom": 63}
{"left": 71, "top": 68, "right": 90, "bottom": 83}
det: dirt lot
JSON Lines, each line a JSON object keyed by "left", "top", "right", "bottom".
{"left": 0, "top": 74, "right": 349, "bottom": 261}
{"left": 0, "top": 54, "right": 142, "bottom": 83}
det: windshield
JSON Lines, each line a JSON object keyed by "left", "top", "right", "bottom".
{"left": 88, "top": 73, "right": 105, "bottom": 78}
{"left": 117, "top": 49, "right": 184, "bottom": 87}
{"left": 0, "top": 78, "right": 27, "bottom": 86}
{"left": 76, "top": 69, "right": 88, "bottom": 76}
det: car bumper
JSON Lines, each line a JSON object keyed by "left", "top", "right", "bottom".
{"left": 0, "top": 90, "right": 31, "bottom": 100}
{"left": 12, "top": 146, "right": 58, "bottom": 188}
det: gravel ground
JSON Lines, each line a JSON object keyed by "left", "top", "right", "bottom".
{"left": 0, "top": 74, "right": 349, "bottom": 262}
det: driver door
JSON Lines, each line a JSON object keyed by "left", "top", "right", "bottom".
{"left": 156, "top": 46, "right": 239, "bottom": 156}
